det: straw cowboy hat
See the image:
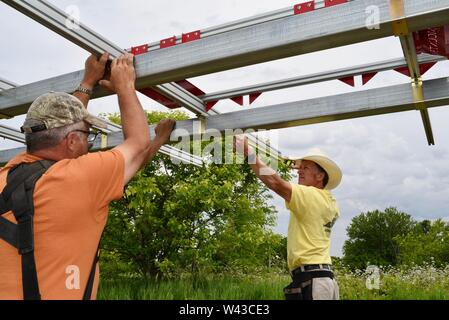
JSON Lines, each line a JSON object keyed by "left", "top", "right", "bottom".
{"left": 286, "top": 148, "right": 342, "bottom": 190}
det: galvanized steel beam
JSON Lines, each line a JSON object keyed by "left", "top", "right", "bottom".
{"left": 2, "top": 76, "right": 449, "bottom": 164}
{"left": 202, "top": 54, "right": 446, "bottom": 102}
{"left": 2, "top": 0, "right": 449, "bottom": 116}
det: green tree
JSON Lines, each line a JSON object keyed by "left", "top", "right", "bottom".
{"left": 342, "top": 207, "right": 415, "bottom": 270}
{"left": 396, "top": 219, "right": 449, "bottom": 267}
{"left": 101, "top": 110, "right": 289, "bottom": 278}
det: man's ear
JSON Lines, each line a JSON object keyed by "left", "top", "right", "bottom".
{"left": 65, "top": 132, "right": 78, "bottom": 152}
{"left": 316, "top": 171, "right": 325, "bottom": 183}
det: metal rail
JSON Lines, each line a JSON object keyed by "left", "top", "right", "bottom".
{"left": 3, "top": 74, "right": 449, "bottom": 163}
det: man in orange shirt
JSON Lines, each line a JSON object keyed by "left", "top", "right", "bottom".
{"left": 0, "top": 53, "right": 175, "bottom": 300}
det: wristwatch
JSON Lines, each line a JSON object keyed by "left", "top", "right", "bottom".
{"left": 74, "top": 85, "right": 93, "bottom": 96}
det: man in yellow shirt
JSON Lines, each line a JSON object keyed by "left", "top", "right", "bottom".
{"left": 234, "top": 136, "right": 342, "bottom": 300}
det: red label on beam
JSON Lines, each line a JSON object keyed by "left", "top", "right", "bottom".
{"left": 160, "top": 36, "right": 177, "bottom": 48}
{"left": 294, "top": 1, "right": 315, "bottom": 15}
{"left": 249, "top": 92, "right": 262, "bottom": 104}
{"left": 413, "top": 26, "right": 449, "bottom": 59}
{"left": 339, "top": 76, "right": 355, "bottom": 87}
{"left": 325, "top": 0, "right": 348, "bottom": 7}
{"left": 362, "top": 72, "right": 377, "bottom": 85}
{"left": 182, "top": 30, "right": 201, "bottom": 43}
{"left": 130, "top": 44, "right": 149, "bottom": 55}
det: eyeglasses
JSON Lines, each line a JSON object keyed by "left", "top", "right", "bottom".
{"left": 72, "top": 129, "right": 100, "bottom": 143}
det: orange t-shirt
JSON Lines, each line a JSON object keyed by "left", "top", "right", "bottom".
{"left": 0, "top": 150, "right": 124, "bottom": 300}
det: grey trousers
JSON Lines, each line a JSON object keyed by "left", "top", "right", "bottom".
{"left": 311, "top": 277, "right": 340, "bottom": 300}
{"left": 284, "top": 269, "right": 340, "bottom": 300}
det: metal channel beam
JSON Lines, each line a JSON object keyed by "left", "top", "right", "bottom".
{"left": 0, "top": 122, "right": 203, "bottom": 166}
{"left": 0, "top": 77, "right": 17, "bottom": 91}
{"left": 207, "top": 104, "right": 282, "bottom": 159}
{"left": 0, "top": 124, "right": 25, "bottom": 143}
{"left": 2, "top": 0, "right": 449, "bottom": 116}
{"left": 202, "top": 54, "right": 446, "bottom": 102}
{"left": 144, "top": 1, "right": 331, "bottom": 51}
{"left": 0, "top": 80, "right": 203, "bottom": 166}
{"left": 3, "top": 75, "right": 449, "bottom": 164}
{"left": 0, "top": 0, "right": 209, "bottom": 116}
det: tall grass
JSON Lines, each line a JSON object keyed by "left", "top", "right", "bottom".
{"left": 98, "top": 273, "right": 287, "bottom": 300}
{"left": 337, "top": 264, "right": 449, "bottom": 300}
{"left": 98, "top": 264, "right": 449, "bottom": 300}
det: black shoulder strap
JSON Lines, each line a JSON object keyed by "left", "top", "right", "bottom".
{"left": 83, "top": 239, "right": 101, "bottom": 300}
{"left": 0, "top": 160, "right": 55, "bottom": 300}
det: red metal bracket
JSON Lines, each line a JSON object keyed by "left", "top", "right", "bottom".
{"left": 339, "top": 76, "right": 355, "bottom": 87}
{"left": 231, "top": 96, "right": 244, "bottom": 106}
{"left": 130, "top": 44, "right": 149, "bottom": 56}
{"left": 206, "top": 101, "right": 218, "bottom": 112}
{"left": 139, "top": 88, "right": 179, "bottom": 109}
{"left": 362, "top": 72, "right": 377, "bottom": 85}
{"left": 249, "top": 92, "right": 262, "bottom": 104}
{"left": 182, "top": 30, "right": 201, "bottom": 43}
{"left": 294, "top": 1, "right": 315, "bottom": 15}
{"left": 175, "top": 80, "right": 205, "bottom": 97}
{"left": 394, "top": 62, "right": 437, "bottom": 77}
{"left": 325, "top": 0, "right": 348, "bottom": 8}
{"left": 419, "top": 62, "right": 438, "bottom": 75}
{"left": 160, "top": 36, "right": 177, "bottom": 48}
{"left": 139, "top": 80, "right": 206, "bottom": 110}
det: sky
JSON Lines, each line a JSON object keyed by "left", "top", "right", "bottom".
{"left": 1, "top": 0, "right": 449, "bottom": 257}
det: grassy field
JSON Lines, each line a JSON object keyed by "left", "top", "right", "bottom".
{"left": 97, "top": 265, "right": 449, "bottom": 300}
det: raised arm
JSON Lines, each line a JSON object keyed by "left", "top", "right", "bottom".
{"left": 73, "top": 53, "right": 109, "bottom": 108}
{"left": 99, "top": 53, "right": 151, "bottom": 185}
{"left": 234, "top": 135, "right": 292, "bottom": 202}
{"left": 143, "top": 119, "right": 176, "bottom": 166}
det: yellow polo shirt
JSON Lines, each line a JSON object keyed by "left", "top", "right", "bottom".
{"left": 285, "top": 183, "right": 340, "bottom": 271}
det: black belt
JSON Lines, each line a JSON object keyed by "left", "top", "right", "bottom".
{"left": 291, "top": 264, "right": 332, "bottom": 276}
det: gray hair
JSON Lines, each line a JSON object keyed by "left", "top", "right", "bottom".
{"left": 25, "top": 121, "right": 86, "bottom": 153}
{"left": 315, "top": 163, "right": 329, "bottom": 188}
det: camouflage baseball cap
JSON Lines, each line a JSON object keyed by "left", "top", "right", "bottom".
{"left": 21, "top": 92, "right": 106, "bottom": 133}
